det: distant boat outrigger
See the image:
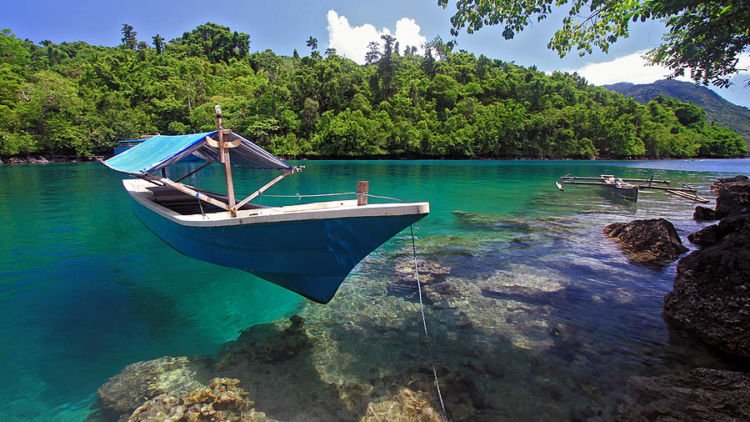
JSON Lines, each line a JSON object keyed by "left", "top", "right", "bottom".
{"left": 102, "top": 106, "right": 429, "bottom": 303}
{"left": 555, "top": 174, "right": 708, "bottom": 203}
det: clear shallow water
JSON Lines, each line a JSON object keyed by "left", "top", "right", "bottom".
{"left": 0, "top": 158, "right": 748, "bottom": 420}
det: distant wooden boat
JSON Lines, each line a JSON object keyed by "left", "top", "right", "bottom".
{"left": 103, "top": 106, "right": 429, "bottom": 303}
{"left": 555, "top": 174, "right": 708, "bottom": 203}
{"left": 113, "top": 139, "right": 145, "bottom": 155}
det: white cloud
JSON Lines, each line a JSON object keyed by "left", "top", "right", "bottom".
{"left": 326, "top": 10, "right": 426, "bottom": 64}
{"left": 571, "top": 50, "right": 691, "bottom": 85}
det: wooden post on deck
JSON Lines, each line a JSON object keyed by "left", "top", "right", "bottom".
{"left": 357, "top": 181, "right": 369, "bottom": 206}
{"left": 216, "top": 105, "right": 237, "bottom": 217}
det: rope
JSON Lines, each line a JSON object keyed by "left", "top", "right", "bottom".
{"left": 366, "top": 193, "right": 403, "bottom": 202}
{"left": 410, "top": 225, "right": 448, "bottom": 422}
{"left": 259, "top": 191, "right": 356, "bottom": 199}
{"left": 258, "top": 192, "right": 403, "bottom": 202}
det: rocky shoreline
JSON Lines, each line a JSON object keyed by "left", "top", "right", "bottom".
{"left": 601, "top": 175, "right": 750, "bottom": 420}
{"left": 0, "top": 155, "right": 104, "bottom": 164}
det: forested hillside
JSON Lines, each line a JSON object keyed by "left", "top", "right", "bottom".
{"left": 605, "top": 80, "right": 750, "bottom": 148}
{"left": 0, "top": 24, "right": 746, "bottom": 159}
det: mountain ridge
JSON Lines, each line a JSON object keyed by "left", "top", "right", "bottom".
{"left": 604, "top": 80, "right": 750, "bottom": 146}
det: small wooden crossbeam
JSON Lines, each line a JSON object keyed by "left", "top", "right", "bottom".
{"left": 205, "top": 136, "right": 241, "bottom": 148}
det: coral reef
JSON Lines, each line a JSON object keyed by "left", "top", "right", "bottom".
{"left": 97, "top": 356, "right": 209, "bottom": 416}
{"left": 361, "top": 388, "right": 441, "bottom": 422}
{"left": 129, "top": 378, "right": 274, "bottom": 422}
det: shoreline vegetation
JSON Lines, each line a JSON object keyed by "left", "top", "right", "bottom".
{"left": 3, "top": 154, "right": 749, "bottom": 166}
{"left": 1, "top": 23, "right": 747, "bottom": 161}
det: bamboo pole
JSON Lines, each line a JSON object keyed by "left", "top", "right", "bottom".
{"left": 174, "top": 161, "right": 211, "bottom": 183}
{"left": 152, "top": 177, "right": 230, "bottom": 211}
{"left": 216, "top": 105, "right": 237, "bottom": 217}
{"left": 234, "top": 170, "right": 293, "bottom": 211}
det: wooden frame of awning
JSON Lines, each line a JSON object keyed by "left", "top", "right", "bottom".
{"left": 140, "top": 105, "right": 298, "bottom": 216}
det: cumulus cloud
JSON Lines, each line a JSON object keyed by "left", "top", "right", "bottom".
{"left": 571, "top": 51, "right": 691, "bottom": 85}
{"left": 326, "top": 10, "right": 426, "bottom": 64}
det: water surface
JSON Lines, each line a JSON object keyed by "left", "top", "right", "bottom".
{"left": 0, "top": 159, "right": 747, "bottom": 420}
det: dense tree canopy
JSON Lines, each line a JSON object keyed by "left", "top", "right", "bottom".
{"left": 438, "top": 0, "right": 750, "bottom": 88}
{"left": 0, "top": 23, "right": 746, "bottom": 159}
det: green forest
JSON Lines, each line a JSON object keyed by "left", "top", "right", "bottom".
{"left": 0, "top": 23, "right": 746, "bottom": 159}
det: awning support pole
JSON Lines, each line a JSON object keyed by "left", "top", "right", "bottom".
{"left": 174, "top": 161, "right": 212, "bottom": 183}
{"left": 146, "top": 176, "right": 231, "bottom": 211}
{"left": 234, "top": 170, "right": 293, "bottom": 212}
{"left": 216, "top": 105, "right": 237, "bottom": 217}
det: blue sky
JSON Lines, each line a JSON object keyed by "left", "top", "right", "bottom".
{"left": 2, "top": 0, "right": 748, "bottom": 107}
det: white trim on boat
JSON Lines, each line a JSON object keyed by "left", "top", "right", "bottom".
{"left": 123, "top": 179, "right": 429, "bottom": 227}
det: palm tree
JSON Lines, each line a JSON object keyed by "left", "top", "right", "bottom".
{"left": 306, "top": 36, "right": 318, "bottom": 52}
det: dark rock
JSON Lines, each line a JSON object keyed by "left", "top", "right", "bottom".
{"left": 715, "top": 177, "right": 750, "bottom": 218}
{"left": 688, "top": 224, "right": 720, "bottom": 246}
{"left": 603, "top": 218, "right": 688, "bottom": 265}
{"left": 711, "top": 175, "right": 748, "bottom": 194}
{"left": 219, "top": 316, "right": 313, "bottom": 365}
{"left": 612, "top": 368, "right": 750, "bottom": 421}
{"left": 693, "top": 205, "right": 716, "bottom": 221}
{"left": 664, "top": 216, "right": 750, "bottom": 357}
{"left": 690, "top": 213, "right": 750, "bottom": 247}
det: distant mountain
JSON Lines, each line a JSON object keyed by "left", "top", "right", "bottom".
{"left": 604, "top": 80, "right": 750, "bottom": 146}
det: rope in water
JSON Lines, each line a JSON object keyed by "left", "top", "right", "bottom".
{"left": 410, "top": 225, "right": 448, "bottom": 422}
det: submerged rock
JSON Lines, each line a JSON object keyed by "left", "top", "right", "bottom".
{"left": 394, "top": 259, "right": 451, "bottom": 283}
{"left": 665, "top": 213, "right": 750, "bottom": 357}
{"left": 611, "top": 368, "right": 750, "bottom": 421}
{"left": 97, "top": 356, "right": 209, "bottom": 416}
{"left": 603, "top": 218, "right": 688, "bottom": 265}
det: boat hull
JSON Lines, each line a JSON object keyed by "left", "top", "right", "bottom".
{"left": 128, "top": 185, "right": 428, "bottom": 303}
{"left": 601, "top": 185, "right": 638, "bottom": 202}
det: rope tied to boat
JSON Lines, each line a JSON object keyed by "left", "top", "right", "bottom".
{"left": 410, "top": 225, "right": 448, "bottom": 422}
{"left": 258, "top": 192, "right": 404, "bottom": 202}
{"left": 260, "top": 191, "right": 356, "bottom": 199}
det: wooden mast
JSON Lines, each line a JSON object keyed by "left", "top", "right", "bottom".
{"left": 216, "top": 105, "right": 237, "bottom": 217}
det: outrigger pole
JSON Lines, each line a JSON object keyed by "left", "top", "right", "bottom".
{"left": 555, "top": 174, "right": 709, "bottom": 203}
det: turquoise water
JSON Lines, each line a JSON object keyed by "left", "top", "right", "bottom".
{"left": 0, "top": 159, "right": 748, "bottom": 420}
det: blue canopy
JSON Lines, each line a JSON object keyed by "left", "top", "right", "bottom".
{"left": 103, "top": 131, "right": 295, "bottom": 175}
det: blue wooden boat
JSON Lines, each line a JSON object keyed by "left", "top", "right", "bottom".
{"left": 102, "top": 106, "right": 429, "bottom": 303}
{"left": 115, "top": 137, "right": 201, "bottom": 162}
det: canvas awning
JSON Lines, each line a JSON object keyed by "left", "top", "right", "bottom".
{"left": 103, "top": 131, "right": 295, "bottom": 175}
